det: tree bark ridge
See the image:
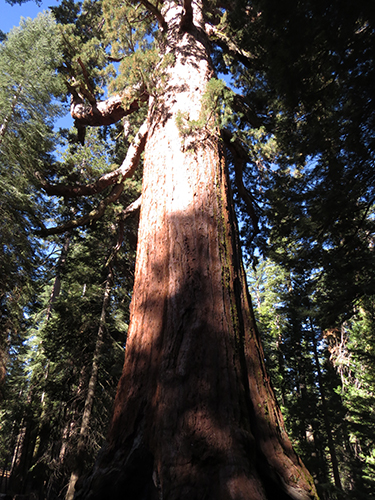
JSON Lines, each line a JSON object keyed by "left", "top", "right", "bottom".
{"left": 74, "top": 4, "right": 318, "bottom": 499}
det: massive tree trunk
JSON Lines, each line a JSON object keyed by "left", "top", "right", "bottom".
{"left": 74, "top": 2, "right": 318, "bottom": 499}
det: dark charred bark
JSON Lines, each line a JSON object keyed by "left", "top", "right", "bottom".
{"left": 181, "top": 0, "right": 193, "bottom": 30}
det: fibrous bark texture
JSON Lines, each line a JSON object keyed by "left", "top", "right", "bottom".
{"left": 74, "top": 2, "right": 318, "bottom": 499}
{"left": 70, "top": 91, "right": 148, "bottom": 127}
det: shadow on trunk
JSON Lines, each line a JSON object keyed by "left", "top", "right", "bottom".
{"left": 74, "top": 197, "right": 317, "bottom": 500}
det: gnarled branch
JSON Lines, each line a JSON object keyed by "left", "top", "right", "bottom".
{"left": 40, "top": 123, "right": 148, "bottom": 236}
{"left": 71, "top": 89, "right": 149, "bottom": 128}
{"left": 43, "top": 121, "right": 148, "bottom": 198}
{"left": 139, "top": 0, "right": 167, "bottom": 31}
{"left": 77, "top": 57, "right": 96, "bottom": 103}
{"left": 40, "top": 183, "right": 124, "bottom": 236}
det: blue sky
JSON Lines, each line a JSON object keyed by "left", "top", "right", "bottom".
{"left": 1, "top": 0, "right": 60, "bottom": 34}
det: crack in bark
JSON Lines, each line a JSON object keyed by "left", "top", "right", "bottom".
{"left": 180, "top": 0, "right": 193, "bottom": 31}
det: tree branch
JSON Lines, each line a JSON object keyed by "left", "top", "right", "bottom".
{"left": 70, "top": 88, "right": 149, "bottom": 128}
{"left": 40, "top": 183, "right": 125, "bottom": 236}
{"left": 120, "top": 195, "right": 142, "bottom": 220}
{"left": 106, "top": 196, "right": 142, "bottom": 265}
{"left": 43, "top": 121, "right": 148, "bottom": 198}
{"left": 205, "top": 23, "right": 254, "bottom": 69}
{"left": 139, "top": 0, "right": 167, "bottom": 31}
{"left": 181, "top": 0, "right": 193, "bottom": 31}
{"left": 111, "top": 196, "right": 142, "bottom": 258}
{"left": 77, "top": 57, "right": 96, "bottom": 103}
{"left": 221, "top": 129, "right": 259, "bottom": 235}
{"left": 230, "top": 93, "right": 264, "bottom": 129}
{"left": 40, "top": 122, "right": 147, "bottom": 236}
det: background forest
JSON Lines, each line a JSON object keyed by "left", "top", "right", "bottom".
{"left": 0, "top": 0, "right": 374, "bottom": 499}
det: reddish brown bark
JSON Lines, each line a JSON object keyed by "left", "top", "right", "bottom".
{"left": 70, "top": 90, "right": 148, "bottom": 128}
{"left": 73, "top": 3, "right": 318, "bottom": 499}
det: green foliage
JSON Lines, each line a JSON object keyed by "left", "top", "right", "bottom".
{"left": 0, "top": 12, "right": 65, "bottom": 401}
{"left": 175, "top": 78, "right": 236, "bottom": 138}
{"left": 0, "top": 7, "right": 140, "bottom": 484}
{"left": 55, "top": 127, "right": 113, "bottom": 184}
{"left": 0, "top": 12, "right": 64, "bottom": 130}
{"left": 247, "top": 255, "right": 375, "bottom": 498}
{"left": 327, "top": 298, "right": 375, "bottom": 496}
{"left": 2, "top": 1, "right": 375, "bottom": 498}
{"left": 50, "top": 0, "right": 113, "bottom": 99}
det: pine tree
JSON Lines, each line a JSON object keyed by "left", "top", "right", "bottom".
{"left": 327, "top": 297, "right": 375, "bottom": 498}
{"left": 0, "top": 116, "right": 139, "bottom": 498}
{"left": 0, "top": 11, "right": 65, "bottom": 391}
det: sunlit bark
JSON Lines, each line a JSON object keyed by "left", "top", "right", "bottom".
{"left": 73, "top": 2, "right": 318, "bottom": 499}
{"left": 70, "top": 90, "right": 148, "bottom": 127}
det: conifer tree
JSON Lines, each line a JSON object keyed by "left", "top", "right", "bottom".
{"left": 42, "top": 1, "right": 322, "bottom": 498}
{"left": 0, "top": 118, "right": 139, "bottom": 498}
{"left": 248, "top": 258, "right": 351, "bottom": 499}
{"left": 3, "top": 1, "right": 375, "bottom": 499}
{"left": 0, "top": 11, "right": 64, "bottom": 393}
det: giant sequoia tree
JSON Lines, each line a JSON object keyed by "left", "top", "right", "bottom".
{"left": 8, "top": 0, "right": 368, "bottom": 498}
{"left": 43, "top": 1, "right": 320, "bottom": 499}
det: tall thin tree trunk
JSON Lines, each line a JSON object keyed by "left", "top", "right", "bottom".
{"left": 22, "top": 234, "right": 72, "bottom": 497}
{"left": 8, "top": 416, "right": 36, "bottom": 494}
{"left": 75, "top": 2, "right": 318, "bottom": 499}
{"left": 66, "top": 269, "right": 113, "bottom": 500}
{"left": 310, "top": 323, "right": 342, "bottom": 494}
{"left": 46, "top": 233, "right": 71, "bottom": 321}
